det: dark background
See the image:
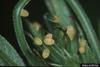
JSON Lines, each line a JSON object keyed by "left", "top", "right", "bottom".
{"left": 0, "top": 0, "right": 100, "bottom": 62}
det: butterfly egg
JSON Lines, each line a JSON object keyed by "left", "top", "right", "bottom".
{"left": 66, "top": 26, "right": 76, "bottom": 40}
{"left": 20, "top": 9, "right": 29, "bottom": 17}
{"left": 44, "top": 38, "right": 55, "bottom": 46}
{"left": 79, "top": 37, "right": 87, "bottom": 47}
{"left": 60, "top": 31, "right": 64, "bottom": 38}
{"left": 32, "top": 22, "right": 41, "bottom": 31}
{"left": 52, "top": 16, "right": 59, "bottom": 23}
{"left": 42, "top": 48, "right": 50, "bottom": 59}
{"left": 33, "top": 37, "right": 42, "bottom": 46}
{"left": 45, "top": 33, "right": 53, "bottom": 39}
{"left": 79, "top": 47, "right": 85, "bottom": 54}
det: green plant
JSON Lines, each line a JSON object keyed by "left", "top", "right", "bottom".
{"left": 0, "top": 0, "right": 100, "bottom": 66}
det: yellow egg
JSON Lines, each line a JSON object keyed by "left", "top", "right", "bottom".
{"left": 20, "top": 9, "right": 29, "bottom": 17}
{"left": 33, "top": 37, "right": 42, "bottom": 46}
{"left": 42, "top": 48, "right": 50, "bottom": 59}
{"left": 44, "top": 38, "right": 55, "bottom": 46}
{"left": 79, "top": 37, "right": 87, "bottom": 47}
{"left": 60, "top": 31, "right": 64, "bottom": 37}
{"left": 79, "top": 47, "right": 85, "bottom": 54}
{"left": 45, "top": 33, "right": 53, "bottom": 39}
{"left": 32, "top": 22, "right": 41, "bottom": 31}
{"left": 66, "top": 26, "right": 76, "bottom": 40}
{"left": 52, "top": 16, "right": 59, "bottom": 23}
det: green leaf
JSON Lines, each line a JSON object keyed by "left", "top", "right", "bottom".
{"left": 0, "top": 35, "right": 25, "bottom": 66}
{"left": 13, "top": 0, "right": 45, "bottom": 66}
{"left": 65, "top": 0, "right": 100, "bottom": 62}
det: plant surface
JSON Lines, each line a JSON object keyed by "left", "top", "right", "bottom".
{"left": 0, "top": 0, "right": 100, "bottom": 66}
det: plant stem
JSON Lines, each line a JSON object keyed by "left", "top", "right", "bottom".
{"left": 13, "top": 0, "right": 43, "bottom": 65}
